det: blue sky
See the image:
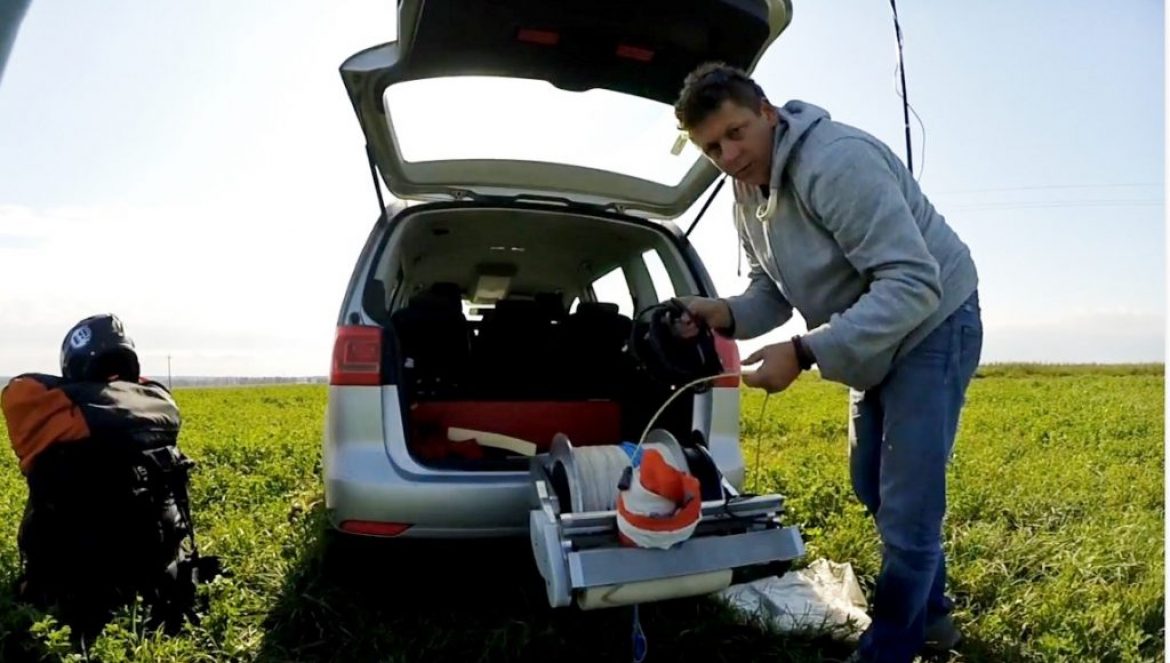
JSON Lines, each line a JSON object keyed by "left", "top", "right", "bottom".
{"left": 0, "top": 1, "right": 1164, "bottom": 377}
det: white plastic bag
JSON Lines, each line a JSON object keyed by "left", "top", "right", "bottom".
{"left": 714, "top": 558, "right": 872, "bottom": 642}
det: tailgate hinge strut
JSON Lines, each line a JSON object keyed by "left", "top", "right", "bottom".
{"left": 365, "top": 143, "right": 389, "bottom": 221}
{"left": 684, "top": 175, "right": 727, "bottom": 237}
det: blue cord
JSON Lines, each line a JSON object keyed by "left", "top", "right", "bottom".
{"left": 632, "top": 603, "right": 647, "bottom": 662}
{"left": 619, "top": 441, "right": 643, "bottom": 466}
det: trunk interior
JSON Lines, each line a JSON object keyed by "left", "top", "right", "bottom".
{"left": 364, "top": 204, "right": 703, "bottom": 471}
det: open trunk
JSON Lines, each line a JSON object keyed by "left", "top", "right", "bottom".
{"left": 341, "top": 0, "right": 793, "bottom": 218}
{"left": 365, "top": 203, "right": 707, "bottom": 471}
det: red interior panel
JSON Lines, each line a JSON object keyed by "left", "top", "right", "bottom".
{"left": 408, "top": 400, "right": 622, "bottom": 450}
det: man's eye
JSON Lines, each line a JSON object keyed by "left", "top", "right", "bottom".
{"left": 728, "top": 127, "right": 742, "bottom": 139}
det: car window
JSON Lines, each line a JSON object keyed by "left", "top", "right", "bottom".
{"left": 642, "top": 249, "right": 677, "bottom": 302}
{"left": 590, "top": 266, "right": 634, "bottom": 318}
{"left": 383, "top": 76, "right": 702, "bottom": 188}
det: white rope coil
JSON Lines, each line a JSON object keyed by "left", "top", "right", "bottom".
{"left": 573, "top": 445, "right": 630, "bottom": 512}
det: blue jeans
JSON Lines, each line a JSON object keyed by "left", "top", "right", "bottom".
{"left": 850, "top": 290, "right": 983, "bottom": 663}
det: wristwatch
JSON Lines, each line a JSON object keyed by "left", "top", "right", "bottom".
{"left": 791, "top": 335, "right": 815, "bottom": 371}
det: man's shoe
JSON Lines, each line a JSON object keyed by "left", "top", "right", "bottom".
{"left": 922, "top": 614, "right": 962, "bottom": 653}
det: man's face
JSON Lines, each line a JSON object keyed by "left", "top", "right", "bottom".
{"left": 687, "top": 99, "right": 778, "bottom": 187}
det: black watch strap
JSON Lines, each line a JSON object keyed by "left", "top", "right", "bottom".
{"left": 791, "top": 335, "right": 815, "bottom": 371}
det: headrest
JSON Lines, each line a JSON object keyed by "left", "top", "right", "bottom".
{"left": 429, "top": 281, "right": 463, "bottom": 303}
{"left": 407, "top": 290, "right": 461, "bottom": 315}
{"left": 493, "top": 298, "right": 543, "bottom": 318}
{"left": 535, "top": 292, "right": 565, "bottom": 318}
{"left": 576, "top": 302, "right": 620, "bottom": 316}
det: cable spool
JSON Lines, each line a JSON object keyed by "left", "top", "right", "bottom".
{"left": 548, "top": 433, "right": 688, "bottom": 514}
{"left": 544, "top": 370, "right": 741, "bottom": 554}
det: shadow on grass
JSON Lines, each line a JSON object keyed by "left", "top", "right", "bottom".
{"left": 255, "top": 504, "right": 858, "bottom": 663}
{"left": 0, "top": 500, "right": 1028, "bottom": 663}
{"left": 0, "top": 578, "right": 48, "bottom": 662}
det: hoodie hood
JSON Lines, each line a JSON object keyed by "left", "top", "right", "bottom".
{"left": 768, "top": 101, "right": 831, "bottom": 189}
{"left": 742, "top": 100, "right": 832, "bottom": 221}
{"left": 720, "top": 99, "right": 979, "bottom": 391}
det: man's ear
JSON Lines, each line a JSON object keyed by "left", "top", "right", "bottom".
{"left": 760, "top": 99, "right": 779, "bottom": 126}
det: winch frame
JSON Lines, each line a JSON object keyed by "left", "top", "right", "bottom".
{"left": 528, "top": 431, "right": 806, "bottom": 609}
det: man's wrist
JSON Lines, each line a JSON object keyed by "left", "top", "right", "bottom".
{"left": 791, "top": 334, "right": 815, "bottom": 371}
{"left": 717, "top": 299, "right": 736, "bottom": 336}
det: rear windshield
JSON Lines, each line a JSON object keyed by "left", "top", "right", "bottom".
{"left": 382, "top": 76, "right": 704, "bottom": 187}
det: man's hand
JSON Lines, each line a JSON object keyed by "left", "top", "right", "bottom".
{"left": 675, "top": 297, "right": 733, "bottom": 339}
{"left": 742, "top": 341, "right": 802, "bottom": 393}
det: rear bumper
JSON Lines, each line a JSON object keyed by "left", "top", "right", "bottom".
{"left": 323, "top": 385, "right": 536, "bottom": 537}
{"left": 325, "top": 439, "right": 536, "bottom": 536}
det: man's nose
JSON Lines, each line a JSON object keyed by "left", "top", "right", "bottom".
{"left": 720, "top": 142, "right": 741, "bottom": 168}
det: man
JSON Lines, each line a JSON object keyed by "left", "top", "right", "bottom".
{"left": 674, "top": 62, "right": 983, "bottom": 663}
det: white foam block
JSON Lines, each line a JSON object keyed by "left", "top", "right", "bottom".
{"left": 575, "top": 569, "right": 733, "bottom": 611}
{"left": 447, "top": 427, "right": 538, "bottom": 456}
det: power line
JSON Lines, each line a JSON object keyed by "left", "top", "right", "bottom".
{"left": 936, "top": 182, "right": 1163, "bottom": 196}
{"left": 949, "top": 199, "right": 1162, "bottom": 212}
{"left": 892, "top": 62, "right": 927, "bottom": 182}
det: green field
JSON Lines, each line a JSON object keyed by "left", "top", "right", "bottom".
{"left": 0, "top": 365, "right": 1163, "bottom": 662}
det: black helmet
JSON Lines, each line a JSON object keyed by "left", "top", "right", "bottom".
{"left": 60, "top": 313, "right": 141, "bottom": 383}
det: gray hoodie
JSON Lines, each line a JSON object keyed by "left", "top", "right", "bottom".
{"left": 722, "top": 100, "right": 979, "bottom": 391}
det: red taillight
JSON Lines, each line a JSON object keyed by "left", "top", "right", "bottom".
{"left": 616, "top": 44, "right": 654, "bottom": 62}
{"left": 330, "top": 325, "right": 382, "bottom": 386}
{"left": 714, "top": 335, "right": 741, "bottom": 388}
{"left": 340, "top": 520, "right": 411, "bottom": 537}
{"left": 517, "top": 28, "right": 559, "bottom": 46}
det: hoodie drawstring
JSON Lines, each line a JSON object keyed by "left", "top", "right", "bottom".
{"left": 755, "top": 192, "right": 779, "bottom": 223}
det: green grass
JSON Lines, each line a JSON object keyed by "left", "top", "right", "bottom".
{"left": 0, "top": 365, "right": 1163, "bottom": 662}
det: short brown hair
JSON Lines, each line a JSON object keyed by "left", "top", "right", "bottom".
{"left": 673, "top": 62, "right": 767, "bottom": 131}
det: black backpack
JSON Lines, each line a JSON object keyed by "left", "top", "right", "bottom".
{"left": 4, "top": 374, "right": 222, "bottom": 640}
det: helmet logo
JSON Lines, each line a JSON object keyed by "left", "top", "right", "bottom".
{"left": 70, "top": 326, "right": 92, "bottom": 350}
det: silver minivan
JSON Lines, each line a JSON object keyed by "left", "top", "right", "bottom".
{"left": 322, "top": 2, "right": 802, "bottom": 601}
